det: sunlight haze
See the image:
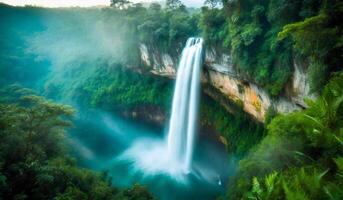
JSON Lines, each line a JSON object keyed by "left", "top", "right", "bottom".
{"left": 0, "top": 0, "right": 205, "bottom": 7}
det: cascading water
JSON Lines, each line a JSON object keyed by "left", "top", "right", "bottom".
{"left": 167, "top": 37, "right": 203, "bottom": 172}
{"left": 115, "top": 38, "right": 228, "bottom": 189}
{"left": 106, "top": 37, "right": 228, "bottom": 199}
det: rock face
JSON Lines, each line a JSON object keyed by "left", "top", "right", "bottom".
{"left": 140, "top": 44, "right": 176, "bottom": 77}
{"left": 286, "top": 59, "right": 316, "bottom": 108}
{"left": 139, "top": 44, "right": 314, "bottom": 122}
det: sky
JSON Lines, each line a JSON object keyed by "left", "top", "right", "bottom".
{"left": 0, "top": 0, "right": 205, "bottom": 8}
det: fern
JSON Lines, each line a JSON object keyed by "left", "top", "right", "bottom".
{"left": 264, "top": 171, "right": 278, "bottom": 196}
{"left": 252, "top": 177, "right": 263, "bottom": 197}
{"left": 283, "top": 181, "right": 310, "bottom": 200}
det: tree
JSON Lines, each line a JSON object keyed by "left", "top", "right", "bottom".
{"left": 110, "top": 0, "right": 131, "bottom": 9}
{"left": 149, "top": 2, "right": 162, "bottom": 12}
{"left": 204, "top": 0, "right": 222, "bottom": 9}
{"left": 166, "top": 0, "right": 183, "bottom": 10}
{"left": 0, "top": 85, "right": 156, "bottom": 199}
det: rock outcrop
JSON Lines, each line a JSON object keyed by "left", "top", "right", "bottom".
{"left": 139, "top": 44, "right": 314, "bottom": 122}
{"left": 140, "top": 44, "right": 176, "bottom": 77}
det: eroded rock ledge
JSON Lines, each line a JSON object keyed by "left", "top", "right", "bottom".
{"left": 139, "top": 44, "right": 315, "bottom": 122}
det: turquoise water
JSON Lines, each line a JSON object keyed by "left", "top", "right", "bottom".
{"left": 68, "top": 111, "right": 230, "bottom": 200}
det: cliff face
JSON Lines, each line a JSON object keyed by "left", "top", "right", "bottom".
{"left": 139, "top": 44, "right": 314, "bottom": 122}
{"left": 139, "top": 44, "right": 176, "bottom": 77}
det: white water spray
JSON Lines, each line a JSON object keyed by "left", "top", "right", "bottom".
{"left": 117, "top": 38, "right": 208, "bottom": 181}
{"left": 167, "top": 37, "right": 203, "bottom": 172}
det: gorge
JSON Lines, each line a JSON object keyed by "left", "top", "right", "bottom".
{"left": 0, "top": 1, "right": 342, "bottom": 200}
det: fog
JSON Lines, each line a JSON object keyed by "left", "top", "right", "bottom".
{"left": 0, "top": 5, "right": 231, "bottom": 199}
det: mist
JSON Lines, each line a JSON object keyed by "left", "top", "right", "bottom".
{"left": 0, "top": 4, "right": 231, "bottom": 200}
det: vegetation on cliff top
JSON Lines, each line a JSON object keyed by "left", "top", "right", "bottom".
{"left": 200, "top": 0, "right": 342, "bottom": 95}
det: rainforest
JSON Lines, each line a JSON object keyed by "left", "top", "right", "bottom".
{"left": 0, "top": 0, "right": 342, "bottom": 199}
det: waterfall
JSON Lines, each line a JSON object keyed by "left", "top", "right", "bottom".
{"left": 117, "top": 37, "right": 225, "bottom": 185}
{"left": 167, "top": 37, "right": 203, "bottom": 172}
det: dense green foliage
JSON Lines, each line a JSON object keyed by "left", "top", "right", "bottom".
{"left": 130, "top": 2, "right": 200, "bottom": 54}
{"left": 200, "top": 92, "right": 264, "bottom": 157}
{"left": 84, "top": 66, "right": 173, "bottom": 110}
{"left": 45, "top": 62, "right": 174, "bottom": 111}
{"left": 1, "top": 1, "right": 342, "bottom": 199}
{"left": 200, "top": 0, "right": 342, "bottom": 95}
{"left": 278, "top": 1, "right": 343, "bottom": 92}
{"left": 101, "top": 2, "right": 200, "bottom": 57}
{"left": 0, "top": 86, "right": 155, "bottom": 199}
{"left": 199, "top": 2, "right": 343, "bottom": 197}
{"left": 227, "top": 73, "right": 343, "bottom": 199}
{"left": 2, "top": 1, "right": 340, "bottom": 96}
